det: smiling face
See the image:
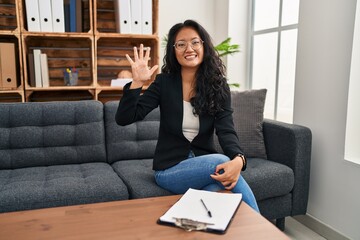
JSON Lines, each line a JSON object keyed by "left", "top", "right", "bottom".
{"left": 174, "top": 27, "right": 204, "bottom": 71}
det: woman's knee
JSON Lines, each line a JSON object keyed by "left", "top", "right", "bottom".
{"left": 198, "top": 153, "right": 230, "bottom": 165}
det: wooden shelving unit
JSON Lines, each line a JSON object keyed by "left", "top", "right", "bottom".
{"left": 93, "top": 0, "right": 159, "bottom": 101}
{"left": 0, "top": 0, "right": 159, "bottom": 103}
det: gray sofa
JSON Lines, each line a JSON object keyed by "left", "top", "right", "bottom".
{"left": 0, "top": 96, "right": 311, "bottom": 230}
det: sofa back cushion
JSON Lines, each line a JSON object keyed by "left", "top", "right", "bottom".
{"left": 215, "top": 89, "right": 268, "bottom": 159}
{"left": 0, "top": 101, "right": 107, "bottom": 169}
{"left": 104, "top": 101, "right": 160, "bottom": 164}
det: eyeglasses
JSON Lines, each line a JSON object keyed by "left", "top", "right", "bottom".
{"left": 173, "top": 38, "right": 204, "bottom": 51}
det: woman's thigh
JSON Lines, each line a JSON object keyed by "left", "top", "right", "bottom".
{"left": 155, "top": 154, "right": 229, "bottom": 194}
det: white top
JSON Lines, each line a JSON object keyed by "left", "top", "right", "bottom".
{"left": 182, "top": 101, "right": 199, "bottom": 142}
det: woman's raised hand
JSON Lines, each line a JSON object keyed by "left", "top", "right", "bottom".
{"left": 126, "top": 44, "right": 159, "bottom": 88}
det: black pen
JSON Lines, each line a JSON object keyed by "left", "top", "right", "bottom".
{"left": 200, "top": 199, "right": 212, "bottom": 218}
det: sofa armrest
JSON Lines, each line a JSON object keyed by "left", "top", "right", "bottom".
{"left": 262, "top": 119, "right": 312, "bottom": 216}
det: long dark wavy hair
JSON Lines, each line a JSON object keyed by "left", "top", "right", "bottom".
{"left": 161, "top": 20, "right": 229, "bottom": 116}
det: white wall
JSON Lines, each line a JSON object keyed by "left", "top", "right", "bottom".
{"left": 295, "top": 0, "right": 360, "bottom": 239}
{"left": 227, "top": 0, "right": 249, "bottom": 89}
{"left": 158, "top": 0, "right": 217, "bottom": 67}
{"left": 158, "top": 0, "right": 248, "bottom": 89}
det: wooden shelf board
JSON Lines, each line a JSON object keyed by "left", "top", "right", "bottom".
{"left": 25, "top": 86, "right": 95, "bottom": 91}
{"left": 0, "top": 89, "right": 23, "bottom": 93}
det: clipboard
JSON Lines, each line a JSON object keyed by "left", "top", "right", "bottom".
{"left": 157, "top": 188, "right": 242, "bottom": 234}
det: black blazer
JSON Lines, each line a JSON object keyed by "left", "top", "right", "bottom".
{"left": 115, "top": 73, "right": 243, "bottom": 170}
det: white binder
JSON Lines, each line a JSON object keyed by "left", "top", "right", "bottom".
{"left": 130, "top": 0, "right": 142, "bottom": 34}
{"left": 38, "top": 0, "right": 54, "bottom": 32}
{"left": 51, "top": 0, "right": 65, "bottom": 32}
{"left": 33, "top": 49, "right": 43, "bottom": 87}
{"left": 115, "top": 0, "right": 132, "bottom": 33}
{"left": 40, "top": 53, "right": 50, "bottom": 87}
{"left": 24, "top": 0, "right": 41, "bottom": 31}
{"left": 141, "top": 0, "right": 152, "bottom": 34}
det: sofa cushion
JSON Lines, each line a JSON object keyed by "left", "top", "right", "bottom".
{"left": 242, "top": 158, "right": 294, "bottom": 201}
{"left": 111, "top": 159, "right": 172, "bottom": 199}
{"left": 104, "top": 101, "right": 160, "bottom": 164}
{"left": 214, "top": 89, "right": 267, "bottom": 159}
{"left": 0, "top": 101, "right": 107, "bottom": 169}
{"left": 232, "top": 89, "right": 267, "bottom": 159}
{"left": 0, "top": 162, "right": 129, "bottom": 213}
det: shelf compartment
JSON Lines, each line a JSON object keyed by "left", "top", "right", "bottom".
{"left": 95, "top": 36, "right": 159, "bottom": 87}
{"left": 20, "top": 0, "right": 92, "bottom": 34}
{"left": 0, "top": 91, "right": 23, "bottom": 102}
{"left": 96, "top": 89, "right": 122, "bottom": 103}
{"left": 0, "top": 0, "right": 18, "bottom": 32}
{"left": 95, "top": 0, "right": 116, "bottom": 33}
{"left": 22, "top": 35, "right": 94, "bottom": 88}
{"left": 26, "top": 89, "right": 95, "bottom": 102}
{"left": 94, "top": 0, "right": 158, "bottom": 35}
{"left": 0, "top": 34, "right": 23, "bottom": 90}
{"left": 96, "top": 87, "right": 148, "bottom": 103}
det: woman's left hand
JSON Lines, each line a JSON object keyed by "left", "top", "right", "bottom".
{"left": 210, "top": 156, "right": 243, "bottom": 190}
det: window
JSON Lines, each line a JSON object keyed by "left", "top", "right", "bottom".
{"left": 345, "top": 0, "right": 360, "bottom": 165}
{"left": 249, "top": 0, "right": 300, "bottom": 123}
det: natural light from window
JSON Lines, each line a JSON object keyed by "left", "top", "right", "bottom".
{"left": 250, "top": 0, "right": 299, "bottom": 123}
{"left": 345, "top": 0, "right": 360, "bottom": 165}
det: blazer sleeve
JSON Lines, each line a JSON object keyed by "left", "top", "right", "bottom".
{"left": 214, "top": 91, "right": 244, "bottom": 159}
{"left": 115, "top": 74, "right": 161, "bottom": 126}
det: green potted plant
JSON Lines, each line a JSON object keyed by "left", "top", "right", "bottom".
{"left": 214, "top": 37, "right": 240, "bottom": 88}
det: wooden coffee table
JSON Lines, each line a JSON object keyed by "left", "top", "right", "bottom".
{"left": 0, "top": 195, "right": 289, "bottom": 240}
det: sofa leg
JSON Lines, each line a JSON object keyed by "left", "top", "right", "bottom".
{"left": 276, "top": 217, "right": 285, "bottom": 231}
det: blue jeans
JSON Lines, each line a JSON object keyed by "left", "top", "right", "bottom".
{"left": 154, "top": 153, "right": 260, "bottom": 212}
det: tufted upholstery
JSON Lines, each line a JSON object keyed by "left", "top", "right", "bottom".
{"left": 0, "top": 101, "right": 107, "bottom": 169}
{"left": 111, "top": 159, "right": 172, "bottom": 199}
{"left": 0, "top": 101, "right": 128, "bottom": 213}
{"left": 0, "top": 163, "right": 129, "bottom": 213}
{"left": 104, "top": 101, "right": 160, "bottom": 164}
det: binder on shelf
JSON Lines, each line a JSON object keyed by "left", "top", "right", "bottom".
{"left": 130, "top": 0, "right": 142, "bottom": 34}
{"left": 64, "top": 0, "right": 70, "bottom": 32}
{"left": 69, "top": 0, "right": 77, "bottom": 32}
{"left": 158, "top": 189, "right": 243, "bottom": 234}
{"left": 115, "top": 0, "right": 132, "bottom": 33}
{"left": 0, "top": 46, "right": 2, "bottom": 88}
{"left": 0, "top": 43, "right": 18, "bottom": 89}
{"left": 38, "top": 0, "right": 54, "bottom": 32}
{"left": 28, "top": 53, "right": 36, "bottom": 87}
{"left": 76, "top": 0, "right": 83, "bottom": 32}
{"left": 33, "top": 49, "right": 43, "bottom": 87}
{"left": 24, "top": 0, "right": 41, "bottom": 31}
{"left": 40, "top": 53, "right": 50, "bottom": 87}
{"left": 141, "top": 0, "right": 152, "bottom": 34}
{"left": 51, "top": 0, "right": 65, "bottom": 32}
